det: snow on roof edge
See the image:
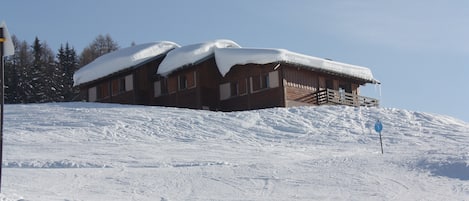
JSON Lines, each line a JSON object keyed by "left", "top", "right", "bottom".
{"left": 214, "top": 47, "right": 379, "bottom": 84}
{"left": 157, "top": 39, "right": 241, "bottom": 76}
{"left": 73, "top": 41, "right": 180, "bottom": 86}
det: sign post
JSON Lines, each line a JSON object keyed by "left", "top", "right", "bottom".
{"left": 0, "top": 21, "right": 14, "bottom": 193}
{"left": 374, "top": 119, "right": 384, "bottom": 154}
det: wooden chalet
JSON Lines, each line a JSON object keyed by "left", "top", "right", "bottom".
{"left": 151, "top": 40, "right": 241, "bottom": 109}
{"left": 74, "top": 40, "right": 380, "bottom": 111}
{"left": 214, "top": 48, "right": 380, "bottom": 111}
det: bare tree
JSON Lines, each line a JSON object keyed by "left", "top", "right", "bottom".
{"left": 79, "top": 34, "right": 119, "bottom": 67}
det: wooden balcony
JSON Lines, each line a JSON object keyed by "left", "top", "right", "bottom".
{"left": 297, "top": 89, "right": 379, "bottom": 107}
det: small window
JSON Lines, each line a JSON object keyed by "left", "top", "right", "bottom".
{"left": 239, "top": 78, "right": 247, "bottom": 95}
{"left": 97, "top": 83, "right": 110, "bottom": 99}
{"left": 179, "top": 75, "right": 187, "bottom": 90}
{"left": 219, "top": 82, "right": 230, "bottom": 100}
{"left": 326, "top": 79, "right": 333, "bottom": 89}
{"left": 112, "top": 77, "right": 126, "bottom": 96}
{"left": 154, "top": 81, "right": 162, "bottom": 97}
{"left": 125, "top": 75, "right": 133, "bottom": 91}
{"left": 186, "top": 71, "right": 196, "bottom": 88}
{"left": 154, "top": 79, "right": 169, "bottom": 97}
{"left": 119, "top": 78, "right": 126, "bottom": 92}
{"left": 230, "top": 82, "right": 238, "bottom": 97}
{"left": 261, "top": 74, "right": 269, "bottom": 89}
{"left": 88, "top": 87, "right": 97, "bottom": 102}
{"left": 168, "top": 76, "right": 178, "bottom": 93}
{"left": 252, "top": 73, "right": 269, "bottom": 91}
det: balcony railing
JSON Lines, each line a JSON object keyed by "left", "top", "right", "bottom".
{"left": 297, "top": 89, "right": 379, "bottom": 107}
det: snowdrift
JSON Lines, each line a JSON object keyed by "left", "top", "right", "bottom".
{"left": 1, "top": 103, "right": 469, "bottom": 200}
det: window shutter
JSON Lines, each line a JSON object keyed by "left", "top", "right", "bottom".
{"left": 88, "top": 87, "right": 97, "bottom": 102}
{"left": 125, "top": 75, "right": 133, "bottom": 91}
{"left": 154, "top": 81, "right": 161, "bottom": 97}
{"left": 111, "top": 79, "right": 119, "bottom": 95}
{"left": 269, "top": 71, "right": 279, "bottom": 88}
{"left": 219, "top": 83, "right": 231, "bottom": 100}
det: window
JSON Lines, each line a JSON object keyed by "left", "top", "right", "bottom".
{"left": 125, "top": 75, "right": 133, "bottom": 91}
{"left": 179, "top": 75, "right": 187, "bottom": 90}
{"left": 261, "top": 74, "right": 269, "bottom": 89}
{"left": 252, "top": 73, "right": 269, "bottom": 91}
{"left": 168, "top": 76, "right": 178, "bottom": 93}
{"left": 119, "top": 78, "right": 126, "bottom": 92}
{"left": 154, "top": 79, "right": 168, "bottom": 97}
{"left": 112, "top": 77, "right": 126, "bottom": 96}
{"left": 219, "top": 82, "right": 230, "bottom": 100}
{"left": 154, "top": 81, "right": 162, "bottom": 97}
{"left": 230, "top": 82, "right": 238, "bottom": 97}
{"left": 97, "top": 83, "right": 110, "bottom": 99}
{"left": 178, "top": 71, "right": 196, "bottom": 91}
{"left": 326, "top": 79, "right": 333, "bottom": 89}
{"left": 238, "top": 78, "right": 247, "bottom": 95}
{"left": 88, "top": 87, "right": 97, "bottom": 102}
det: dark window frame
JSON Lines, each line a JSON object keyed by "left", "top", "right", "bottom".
{"left": 252, "top": 73, "right": 270, "bottom": 92}
{"left": 230, "top": 81, "right": 239, "bottom": 97}
{"left": 179, "top": 75, "right": 187, "bottom": 90}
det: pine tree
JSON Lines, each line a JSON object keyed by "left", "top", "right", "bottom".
{"left": 56, "top": 43, "right": 78, "bottom": 101}
{"left": 11, "top": 38, "right": 34, "bottom": 103}
{"left": 30, "top": 37, "right": 56, "bottom": 103}
{"left": 64, "top": 44, "right": 79, "bottom": 101}
{"left": 4, "top": 35, "right": 27, "bottom": 103}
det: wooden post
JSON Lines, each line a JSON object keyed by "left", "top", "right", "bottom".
{"left": 0, "top": 22, "right": 14, "bottom": 193}
{"left": 0, "top": 27, "right": 5, "bottom": 193}
{"left": 379, "top": 131, "right": 383, "bottom": 154}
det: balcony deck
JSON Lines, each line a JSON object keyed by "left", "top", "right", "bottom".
{"left": 296, "top": 89, "right": 379, "bottom": 107}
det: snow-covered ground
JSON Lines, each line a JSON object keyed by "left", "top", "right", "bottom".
{"left": 1, "top": 103, "right": 468, "bottom": 201}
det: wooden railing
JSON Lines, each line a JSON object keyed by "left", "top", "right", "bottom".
{"left": 302, "top": 89, "right": 379, "bottom": 107}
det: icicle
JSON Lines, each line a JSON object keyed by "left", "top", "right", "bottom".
{"left": 374, "top": 84, "right": 382, "bottom": 106}
{"left": 378, "top": 84, "right": 382, "bottom": 99}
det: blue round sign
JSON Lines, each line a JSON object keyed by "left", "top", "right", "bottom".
{"left": 374, "top": 120, "right": 383, "bottom": 133}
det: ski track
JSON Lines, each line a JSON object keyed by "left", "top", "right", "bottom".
{"left": 1, "top": 102, "right": 469, "bottom": 200}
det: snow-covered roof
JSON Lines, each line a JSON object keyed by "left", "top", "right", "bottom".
{"left": 157, "top": 39, "right": 241, "bottom": 76}
{"left": 214, "top": 48, "right": 379, "bottom": 84}
{"left": 73, "top": 41, "right": 180, "bottom": 86}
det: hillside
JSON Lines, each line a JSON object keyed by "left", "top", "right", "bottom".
{"left": 1, "top": 103, "right": 469, "bottom": 201}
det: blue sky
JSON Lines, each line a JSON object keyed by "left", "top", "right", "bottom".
{"left": 3, "top": 0, "right": 469, "bottom": 122}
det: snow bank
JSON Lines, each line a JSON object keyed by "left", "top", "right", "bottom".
{"left": 2, "top": 103, "right": 469, "bottom": 200}
{"left": 215, "top": 48, "right": 379, "bottom": 83}
{"left": 73, "top": 41, "right": 180, "bottom": 86}
{"left": 157, "top": 39, "right": 240, "bottom": 76}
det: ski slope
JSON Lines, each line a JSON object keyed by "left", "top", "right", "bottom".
{"left": 1, "top": 103, "right": 469, "bottom": 201}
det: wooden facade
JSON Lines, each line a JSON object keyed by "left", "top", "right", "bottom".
{"left": 77, "top": 52, "right": 378, "bottom": 111}
{"left": 152, "top": 56, "right": 224, "bottom": 110}
{"left": 216, "top": 62, "right": 377, "bottom": 111}
{"left": 149, "top": 60, "right": 378, "bottom": 111}
{"left": 77, "top": 55, "right": 166, "bottom": 105}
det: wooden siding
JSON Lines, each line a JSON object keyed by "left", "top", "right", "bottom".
{"left": 77, "top": 56, "right": 165, "bottom": 105}
{"left": 77, "top": 55, "right": 378, "bottom": 110}
{"left": 282, "top": 64, "right": 367, "bottom": 106}
{"left": 283, "top": 66, "right": 318, "bottom": 106}
{"left": 152, "top": 57, "right": 223, "bottom": 110}
{"left": 219, "top": 63, "right": 284, "bottom": 111}
{"left": 132, "top": 58, "right": 163, "bottom": 105}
